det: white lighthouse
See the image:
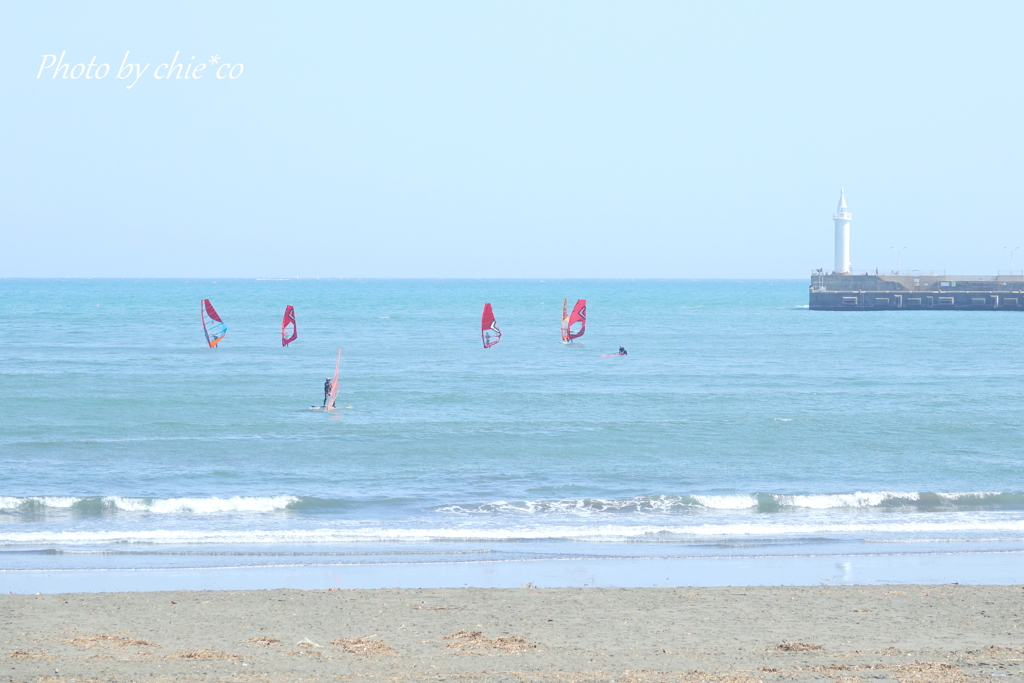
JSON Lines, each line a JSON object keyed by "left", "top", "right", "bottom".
{"left": 833, "top": 189, "right": 852, "bottom": 274}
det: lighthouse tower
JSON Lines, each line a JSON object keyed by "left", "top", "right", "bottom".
{"left": 833, "top": 189, "right": 852, "bottom": 274}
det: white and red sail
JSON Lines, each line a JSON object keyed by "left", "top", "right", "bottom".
{"left": 281, "top": 305, "right": 297, "bottom": 346}
{"left": 201, "top": 299, "right": 227, "bottom": 348}
{"left": 326, "top": 347, "right": 341, "bottom": 410}
{"left": 562, "top": 298, "right": 586, "bottom": 341}
{"left": 481, "top": 303, "right": 501, "bottom": 348}
{"left": 561, "top": 298, "right": 570, "bottom": 341}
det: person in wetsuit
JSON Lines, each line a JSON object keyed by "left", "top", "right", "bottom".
{"left": 618, "top": 346, "right": 627, "bottom": 356}
{"left": 323, "top": 378, "right": 332, "bottom": 407}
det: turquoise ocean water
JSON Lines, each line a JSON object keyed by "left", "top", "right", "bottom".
{"left": 2, "top": 279, "right": 1024, "bottom": 589}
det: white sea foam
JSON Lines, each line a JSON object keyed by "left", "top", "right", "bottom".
{"left": 438, "top": 495, "right": 754, "bottom": 514}
{"left": 439, "top": 495, "right": 709, "bottom": 514}
{"left": 3, "top": 518, "right": 1024, "bottom": 546}
{"left": 0, "top": 496, "right": 299, "bottom": 514}
{"left": 438, "top": 491, "right": 1019, "bottom": 515}
{"left": 0, "top": 496, "right": 80, "bottom": 510}
{"left": 691, "top": 495, "right": 759, "bottom": 510}
{"left": 937, "top": 491, "right": 1003, "bottom": 499}
{"left": 1, "top": 491, "right": 1018, "bottom": 516}
{"left": 776, "top": 491, "right": 920, "bottom": 509}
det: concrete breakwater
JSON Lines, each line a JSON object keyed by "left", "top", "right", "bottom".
{"left": 809, "top": 273, "right": 1024, "bottom": 310}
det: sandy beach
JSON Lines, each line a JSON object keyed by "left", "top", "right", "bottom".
{"left": 4, "top": 584, "right": 1023, "bottom": 682}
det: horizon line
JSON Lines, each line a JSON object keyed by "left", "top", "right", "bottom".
{"left": 0, "top": 276, "right": 813, "bottom": 282}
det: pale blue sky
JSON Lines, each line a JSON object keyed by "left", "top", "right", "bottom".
{"left": 2, "top": 1, "right": 1023, "bottom": 278}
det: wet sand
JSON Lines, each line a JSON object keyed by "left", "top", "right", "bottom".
{"left": 4, "top": 585, "right": 1023, "bottom": 682}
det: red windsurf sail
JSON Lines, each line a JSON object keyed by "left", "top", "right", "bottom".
{"left": 481, "top": 303, "right": 501, "bottom": 348}
{"left": 566, "top": 299, "right": 586, "bottom": 340}
{"left": 281, "top": 305, "right": 297, "bottom": 346}
{"left": 201, "top": 299, "right": 227, "bottom": 348}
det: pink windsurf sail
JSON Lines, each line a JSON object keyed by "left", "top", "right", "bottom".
{"left": 481, "top": 303, "right": 501, "bottom": 348}
{"left": 282, "top": 305, "right": 297, "bottom": 346}
{"left": 201, "top": 299, "right": 227, "bottom": 348}
{"left": 565, "top": 299, "right": 586, "bottom": 341}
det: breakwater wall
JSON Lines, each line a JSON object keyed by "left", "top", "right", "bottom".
{"left": 809, "top": 274, "right": 1024, "bottom": 311}
{"left": 810, "top": 289, "right": 1024, "bottom": 310}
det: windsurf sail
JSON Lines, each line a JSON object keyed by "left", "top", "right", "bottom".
{"left": 281, "top": 305, "right": 297, "bottom": 346}
{"left": 326, "top": 347, "right": 341, "bottom": 410}
{"left": 566, "top": 299, "right": 587, "bottom": 341}
{"left": 201, "top": 299, "right": 227, "bottom": 348}
{"left": 481, "top": 303, "right": 501, "bottom": 348}
{"left": 561, "top": 298, "right": 570, "bottom": 341}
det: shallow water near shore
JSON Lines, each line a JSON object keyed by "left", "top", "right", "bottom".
{"left": 2, "top": 278, "right": 1024, "bottom": 591}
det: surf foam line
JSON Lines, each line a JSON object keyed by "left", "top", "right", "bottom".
{"left": 435, "top": 491, "right": 1024, "bottom": 514}
{"left": 3, "top": 491, "right": 1023, "bottom": 516}
{"left": 4, "top": 518, "right": 1024, "bottom": 546}
{"left": 0, "top": 496, "right": 301, "bottom": 514}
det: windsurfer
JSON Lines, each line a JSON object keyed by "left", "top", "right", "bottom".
{"left": 619, "top": 346, "right": 627, "bottom": 356}
{"left": 323, "top": 378, "right": 332, "bottom": 407}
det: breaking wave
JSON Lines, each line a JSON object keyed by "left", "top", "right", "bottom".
{"left": 436, "top": 491, "right": 1024, "bottom": 514}
{"left": 2, "top": 491, "right": 1024, "bottom": 518}
{"left": 0, "top": 496, "right": 301, "bottom": 515}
